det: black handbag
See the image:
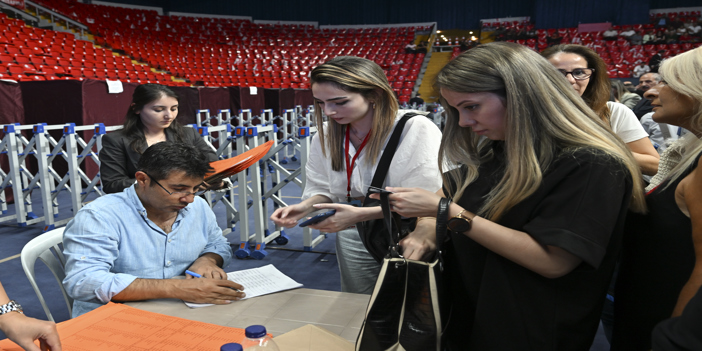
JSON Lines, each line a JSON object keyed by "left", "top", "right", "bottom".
{"left": 357, "top": 112, "right": 418, "bottom": 263}
{"left": 355, "top": 195, "right": 451, "bottom": 351}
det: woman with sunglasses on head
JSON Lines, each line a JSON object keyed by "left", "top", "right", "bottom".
{"left": 269, "top": 56, "right": 442, "bottom": 294}
{"left": 542, "top": 45, "right": 660, "bottom": 176}
{"left": 373, "top": 42, "right": 645, "bottom": 350}
{"left": 100, "top": 84, "right": 219, "bottom": 194}
{"left": 611, "top": 47, "right": 702, "bottom": 351}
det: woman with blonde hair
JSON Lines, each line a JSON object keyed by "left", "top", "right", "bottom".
{"left": 270, "top": 56, "right": 442, "bottom": 294}
{"left": 542, "top": 44, "right": 660, "bottom": 176}
{"left": 374, "top": 42, "right": 645, "bottom": 350}
{"left": 612, "top": 46, "right": 702, "bottom": 351}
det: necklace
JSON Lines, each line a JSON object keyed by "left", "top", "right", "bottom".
{"left": 350, "top": 127, "right": 368, "bottom": 143}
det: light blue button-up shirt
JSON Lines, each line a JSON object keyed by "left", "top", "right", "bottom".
{"left": 62, "top": 185, "right": 232, "bottom": 317}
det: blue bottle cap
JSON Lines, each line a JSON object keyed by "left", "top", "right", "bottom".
{"left": 221, "top": 343, "right": 243, "bottom": 351}
{"left": 245, "top": 325, "right": 267, "bottom": 338}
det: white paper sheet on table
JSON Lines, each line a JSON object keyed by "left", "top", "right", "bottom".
{"left": 184, "top": 264, "right": 303, "bottom": 308}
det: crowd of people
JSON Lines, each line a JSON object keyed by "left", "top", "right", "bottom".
{"left": 604, "top": 21, "right": 702, "bottom": 45}
{"left": 483, "top": 15, "right": 702, "bottom": 80}
{"left": 3, "top": 38, "right": 701, "bottom": 351}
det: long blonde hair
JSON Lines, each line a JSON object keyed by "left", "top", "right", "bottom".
{"left": 310, "top": 56, "right": 399, "bottom": 172}
{"left": 436, "top": 42, "right": 646, "bottom": 220}
{"left": 658, "top": 47, "right": 702, "bottom": 186}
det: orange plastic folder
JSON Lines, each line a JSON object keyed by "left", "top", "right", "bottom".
{"left": 0, "top": 302, "right": 246, "bottom": 351}
{"left": 205, "top": 140, "right": 274, "bottom": 184}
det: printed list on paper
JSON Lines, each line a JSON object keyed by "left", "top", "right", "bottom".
{"left": 185, "top": 264, "right": 303, "bottom": 308}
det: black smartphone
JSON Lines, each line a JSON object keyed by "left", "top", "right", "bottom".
{"left": 298, "top": 209, "right": 337, "bottom": 227}
{"left": 367, "top": 186, "right": 393, "bottom": 194}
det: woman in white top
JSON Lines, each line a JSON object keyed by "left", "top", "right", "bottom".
{"left": 542, "top": 44, "right": 660, "bottom": 176}
{"left": 270, "top": 56, "right": 443, "bottom": 294}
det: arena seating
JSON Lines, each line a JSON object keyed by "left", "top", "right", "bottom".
{"left": 0, "top": 12, "right": 174, "bottom": 84}
{"left": 471, "top": 12, "right": 702, "bottom": 78}
{"left": 4, "top": 0, "right": 699, "bottom": 91}
{"left": 8, "top": 0, "right": 428, "bottom": 103}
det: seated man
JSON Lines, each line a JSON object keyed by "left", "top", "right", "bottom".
{"left": 63, "top": 142, "right": 243, "bottom": 317}
{"left": 603, "top": 28, "right": 619, "bottom": 40}
{"left": 619, "top": 28, "right": 636, "bottom": 39}
{"left": 633, "top": 61, "right": 651, "bottom": 78}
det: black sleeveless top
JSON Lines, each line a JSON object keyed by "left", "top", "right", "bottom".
{"left": 612, "top": 151, "right": 702, "bottom": 351}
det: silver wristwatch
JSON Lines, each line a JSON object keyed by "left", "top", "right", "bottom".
{"left": 0, "top": 300, "right": 23, "bottom": 315}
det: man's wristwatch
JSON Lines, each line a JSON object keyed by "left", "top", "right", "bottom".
{"left": 447, "top": 209, "right": 475, "bottom": 233}
{"left": 0, "top": 300, "right": 23, "bottom": 315}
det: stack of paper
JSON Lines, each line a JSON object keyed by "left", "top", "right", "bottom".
{"left": 205, "top": 140, "right": 274, "bottom": 184}
{"left": 185, "top": 264, "right": 303, "bottom": 308}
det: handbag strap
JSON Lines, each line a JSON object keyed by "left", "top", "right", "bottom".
{"left": 379, "top": 192, "right": 452, "bottom": 260}
{"left": 434, "top": 197, "right": 451, "bottom": 262}
{"left": 368, "top": 112, "right": 418, "bottom": 190}
{"left": 379, "top": 190, "right": 401, "bottom": 257}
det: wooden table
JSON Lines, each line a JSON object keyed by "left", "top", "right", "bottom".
{"left": 126, "top": 288, "right": 370, "bottom": 342}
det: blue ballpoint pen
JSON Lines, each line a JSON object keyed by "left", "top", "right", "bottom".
{"left": 185, "top": 270, "right": 202, "bottom": 278}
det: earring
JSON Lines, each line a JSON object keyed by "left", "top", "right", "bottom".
{"left": 371, "top": 102, "right": 376, "bottom": 109}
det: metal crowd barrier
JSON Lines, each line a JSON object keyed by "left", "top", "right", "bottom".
{"left": 0, "top": 123, "right": 106, "bottom": 231}
{"left": 1, "top": 105, "right": 329, "bottom": 259}
{"left": 194, "top": 106, "right": 320, "bottom": 258}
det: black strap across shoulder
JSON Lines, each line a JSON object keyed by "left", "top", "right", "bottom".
{"left": 368, "top": 112, "right": 419, "bottom": 190}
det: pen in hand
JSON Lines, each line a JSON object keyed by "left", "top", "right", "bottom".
{"left": 185, "top": 270, "right": 202, "bottom": 278}
{"left": 185, "top": 270, "right": 243, "bottom": 293}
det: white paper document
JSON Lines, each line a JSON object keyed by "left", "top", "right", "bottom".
{"left": 184, "top": 264, "right": 303, "bottom": 308}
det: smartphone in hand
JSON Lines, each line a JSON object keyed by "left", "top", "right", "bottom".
{"left": 299, "top": 209, "right": 337, "bottom": 227}
{"left": 367, "top": 186, "right": 393, "bottom": 194}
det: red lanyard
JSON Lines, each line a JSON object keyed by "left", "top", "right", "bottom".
{"left": 345, "top": 126, "right": 371, "bottom": 202}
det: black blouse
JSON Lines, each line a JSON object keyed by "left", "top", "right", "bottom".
{"left": 612, "top": 151, "right": 702, "bottom": 351}
{"left": 444, "top": 143, "right": 632, "bottom": 351}
{"left": 99, "top": 127, "right": 218, "bottom": 194}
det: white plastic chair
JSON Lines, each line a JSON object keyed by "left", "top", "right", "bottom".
{"left": 20, "top": 227, "right": 72, "bottom": 321}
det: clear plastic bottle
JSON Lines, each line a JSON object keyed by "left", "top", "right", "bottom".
{"left": 220, "top": 343, "right": 243, "bottom": 351}
{"left": 240, "top": 325, "right": 280, "bottom": 351}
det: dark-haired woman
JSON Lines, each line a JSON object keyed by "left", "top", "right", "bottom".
{"left": 542, "top": 44, "right": 660, "bottom": 176}
{"left": 100, "top": 84, "right": 218, "bottom": 194}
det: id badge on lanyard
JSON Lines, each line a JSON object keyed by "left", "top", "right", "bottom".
{"left": 345, "top": 126, "right": 371, "bottom": 208}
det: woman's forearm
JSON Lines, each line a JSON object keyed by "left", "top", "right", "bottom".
{"left": 448, "top": 203, "right": 583, "bottom": 278}
{"left": 633, "top": 152, "right": 660, "bottom": 176}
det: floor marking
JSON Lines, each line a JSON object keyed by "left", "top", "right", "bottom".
{"left": 0, "top": 253, "right": 20, "bottom": 264}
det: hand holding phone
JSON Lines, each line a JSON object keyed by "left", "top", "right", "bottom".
{"left": 298, "top": 209, "right": 337, "bottom": 227}
{"left": 367, "top": 186, "right": 393, "bottom": 195}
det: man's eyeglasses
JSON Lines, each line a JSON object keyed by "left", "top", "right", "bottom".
{"left": 557, "top": 68, "right": 594, "bottom": 80}
{"left": 145, "top": 173, "right": 207, "bottom": 197}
